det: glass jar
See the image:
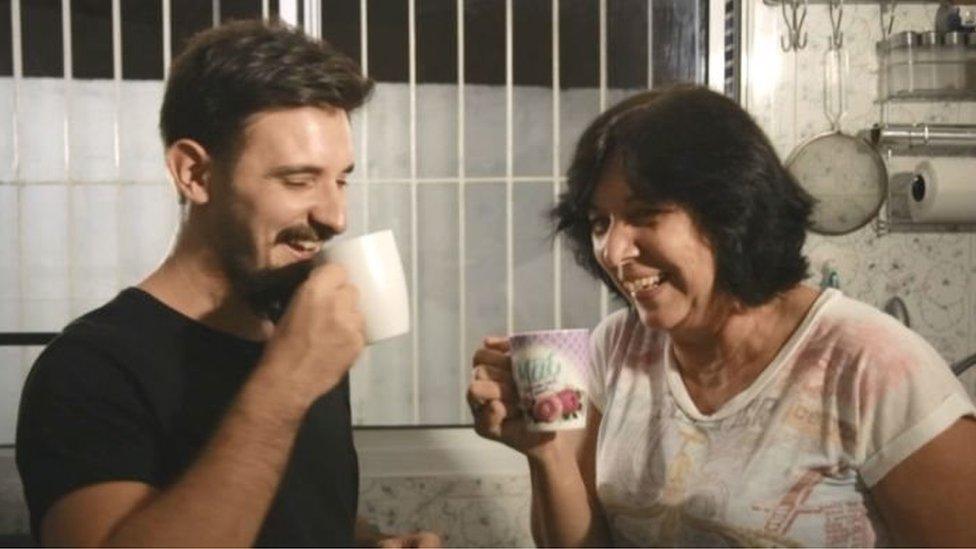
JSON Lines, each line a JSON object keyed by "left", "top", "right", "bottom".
{"left": 940, "top": 32, "right": 967, "bottom": 91}
{"left": 913, "top": 31, "right": 940, "bottom": 95}
{"left": 876, "top": 39, "right": 889, "bottom": 100}
{"left": 886, "top": 31, "right": 917, "bottom": 98}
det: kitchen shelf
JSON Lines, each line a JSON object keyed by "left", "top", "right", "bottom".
{"left": 879, "top": 91, "right": 976, "bottom": 102}
{"left": 764, "top": 0, "right": 937, "bottom": 4}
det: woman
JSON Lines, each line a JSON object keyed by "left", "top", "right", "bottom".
{"left": 467, "top": 86, "right": 976, "bottom": 547}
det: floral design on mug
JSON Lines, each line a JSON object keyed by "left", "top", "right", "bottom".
{"left": 525, "top": 388, "right": 584, "bottom": 423}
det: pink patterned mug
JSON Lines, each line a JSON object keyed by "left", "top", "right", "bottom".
{"left": 509, "top": 329, "right": 590, "bottom": 432}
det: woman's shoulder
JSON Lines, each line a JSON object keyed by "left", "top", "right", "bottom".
{"left": 811, "top": 289, "right": 946, "bottom": 369}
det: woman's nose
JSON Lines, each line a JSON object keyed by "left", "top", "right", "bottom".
{"left": 601, "top": 220, "right": 638, "bottom": 269}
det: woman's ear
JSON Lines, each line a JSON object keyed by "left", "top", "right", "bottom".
{"left": 165, "top": 139, "right": 213, "bottom": 205}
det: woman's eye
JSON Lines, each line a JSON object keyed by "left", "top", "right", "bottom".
{"left": 631, "top": 208, "right": 660, "bottom": 226}
{"left": 589, "top": 217, "right": 609, "bottom": 235}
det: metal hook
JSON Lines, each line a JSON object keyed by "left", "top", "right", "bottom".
{"left": 828, "top": 0, "right": 844, "bottom": 49}
{"left": 879, "top": 0, "right": 898, "bottom": 40}
{"left": 780, "top": 0, "right": 809, "bottom": 52}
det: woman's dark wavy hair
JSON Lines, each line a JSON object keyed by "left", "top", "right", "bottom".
{"left": 160, "top": 19, "right": 373, "bottom": 165}
{"left": 552, "top": 85, "right": 814, "bottom": 307}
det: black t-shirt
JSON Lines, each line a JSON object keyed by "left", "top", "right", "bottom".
{"left": 16, "top": 288, "right": 359, "bottom": 546}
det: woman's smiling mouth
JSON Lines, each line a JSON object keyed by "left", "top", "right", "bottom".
{"left": 622, "top": 273, "right": 667, "bottom": 299}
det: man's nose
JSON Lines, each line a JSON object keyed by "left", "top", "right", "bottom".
{"left": 310, "top": 180, "right": 346, "bottom": 235}
{"left": 601, "top": 220, "right": 638, "bottom": 269}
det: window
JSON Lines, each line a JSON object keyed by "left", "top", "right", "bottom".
{"left": 0, "top": 0, "right": 719, "bottom": 441}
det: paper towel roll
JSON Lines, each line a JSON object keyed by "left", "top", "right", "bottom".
{"left": 908, "top": 158, "right": 976, "bottom": 223}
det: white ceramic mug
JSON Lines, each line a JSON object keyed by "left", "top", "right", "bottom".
{"left": 322, "top": 230, "right": 410, "bottom": 344}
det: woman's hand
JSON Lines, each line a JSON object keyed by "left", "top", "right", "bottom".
{"left": 467, "top": 336, "right": 557, "bottom": 459}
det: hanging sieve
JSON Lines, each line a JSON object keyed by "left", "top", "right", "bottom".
{"left": 784, "top": 31, "right": 888, "bottom": 235}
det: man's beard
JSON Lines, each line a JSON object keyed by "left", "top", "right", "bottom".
{"left": 213, "top": 209, "right": 319, "bottom": 322}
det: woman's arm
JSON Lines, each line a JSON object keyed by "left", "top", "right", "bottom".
{"left": 528, "top": 405, "right": 610, "bottom": 547}
{"left": 870, "top": 416, "right": 976, "bottom": 546}
{"left": 468, "top": 338, "right": 610, "bottom": 547}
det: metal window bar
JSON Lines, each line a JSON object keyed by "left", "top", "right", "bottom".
{"left": 505, "top": 0, "right": 514, "bottom": 336}
{"left": 407, "top": 0, "right": 420, "bottom": 423}
{"left": 456, "top": 0, "right": 468, "bottom": 421}
{"left": 1, "top": 0, "right": 722, "bottom": 427}
{"left": 598, "top": 0, "right": 609, "bottom": 319}
{"left": 552, "top": 0, "right": 561, "bottom": 330}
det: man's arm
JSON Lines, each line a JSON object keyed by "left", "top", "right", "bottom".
{"left": 39, "top": 265, "right": 365, "bottom": 547}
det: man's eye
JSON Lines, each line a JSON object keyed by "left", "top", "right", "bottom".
{"left": 283, "top": 177, "right": 313, "bottom": 187}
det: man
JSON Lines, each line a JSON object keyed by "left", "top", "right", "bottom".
{"left": 16, "top": 20, "right": 439, "bottom": 547}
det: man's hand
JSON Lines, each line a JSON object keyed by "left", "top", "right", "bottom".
{"left": 260, "top": 263, "right": 366, "bottom": 407}
{"left": 375, "top": 530, "right": 442, "bottom": 548}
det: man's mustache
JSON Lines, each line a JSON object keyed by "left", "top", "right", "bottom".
{"left": 276, "top": 224, "right": 337, "bottom": 245}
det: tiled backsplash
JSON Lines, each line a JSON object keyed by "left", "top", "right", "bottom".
{"left": 746, "top": 0, "right": 976, "bottom": 368}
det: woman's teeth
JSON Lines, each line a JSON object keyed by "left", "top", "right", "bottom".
{"left": 623, "top": 274, "right": 664, "bottom": 296}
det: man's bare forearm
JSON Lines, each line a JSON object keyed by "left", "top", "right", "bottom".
{"left": 100, "top": 365, "right": 315, "bottom": 547}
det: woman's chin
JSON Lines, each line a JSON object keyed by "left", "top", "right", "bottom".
{"left": 635, "top": 302, "right": 685, "bottom": 332}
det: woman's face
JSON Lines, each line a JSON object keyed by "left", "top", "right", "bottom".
{"left": 588, "top": 156, "right": 724, "bottom": 332}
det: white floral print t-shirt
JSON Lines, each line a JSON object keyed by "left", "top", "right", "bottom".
{"left": 587, "top": 288, "right": 974, "bottom": 547}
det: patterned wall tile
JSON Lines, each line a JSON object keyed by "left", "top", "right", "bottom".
{"left": 359, "top": 475, "right": 533, "bottom": 547}
{"left": 750, "top": 0, "right": 976, "bottom": 368}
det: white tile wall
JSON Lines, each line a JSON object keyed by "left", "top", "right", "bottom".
{"left": 18, "top": 79, "right": 67, "bottom": 183}
{"left": 68, "top": 81, "right": 117, "bottom": 183}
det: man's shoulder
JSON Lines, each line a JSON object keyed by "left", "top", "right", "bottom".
{"left": 29, "top": 289, "right": 177, "bottom": 385}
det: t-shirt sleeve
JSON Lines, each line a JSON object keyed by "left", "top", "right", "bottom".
{"left": 16, "top": 335, "right": 161, "bottom": 536}
{"left": 853, "top": 325, "right": 976, "bottom": 487}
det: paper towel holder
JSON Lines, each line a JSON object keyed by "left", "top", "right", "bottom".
{"left": 874, "top": 156, "right": 976, "bottom": 235}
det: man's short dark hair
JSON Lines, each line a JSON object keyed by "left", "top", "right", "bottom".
{"left": 552, "top": 85, "right": 814, "bottom": 307}
{"left": 160, "top": 19, "right": 373, "bottom": 163}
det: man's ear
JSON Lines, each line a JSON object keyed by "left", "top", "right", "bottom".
{"left": 165, "top": 139, "right": 213, "bottom": 205}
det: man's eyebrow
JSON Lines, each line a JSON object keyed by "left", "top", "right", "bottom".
{"left": 342, "top": 163, "right": 355, "bottom": 175}
{"left": 266, "top": 165, "right": 323, "bottom": 178}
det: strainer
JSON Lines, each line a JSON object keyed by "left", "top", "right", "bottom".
{"left": 785, "top": 42, "right": 887, "bottom": 235}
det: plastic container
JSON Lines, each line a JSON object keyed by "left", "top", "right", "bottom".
{"left": 912, "top": 31, "right": 940, "bottom": 95}
{"left": 886, "top": 31, "right": 917, "bottom": 98}
{"left": 940, "top": 32, "right": 968, "bottom": 91}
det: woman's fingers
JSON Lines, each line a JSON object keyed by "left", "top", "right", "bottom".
{"left": 473, "top": 399, "right": 515, "bottom": 440}
{"left": 483, "top": 336, "right": 511, "bottom": 353}
{"left": 472, "top": 346, "right": 511, "bottom": 370}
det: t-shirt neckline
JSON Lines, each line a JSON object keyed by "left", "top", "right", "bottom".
{"left": 663, "top": 287, "right": 840, "bottom": 422}
{"left": 121, "top": 286, "right": 266, "bottom": 350}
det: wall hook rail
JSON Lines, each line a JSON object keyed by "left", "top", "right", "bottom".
{"left": 781, "top": 0, "right": 809, "bottom": 51}
{"left": 828, "top": 0, "right": 845, "bottom": 49}
{"left": 879, "top": 0, "right": 898, "bottom": 40}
